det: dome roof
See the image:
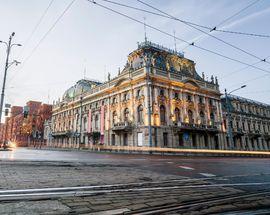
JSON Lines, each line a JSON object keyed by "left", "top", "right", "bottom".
{"left": 62, "top": 79, "right": 102, "bottom": 100}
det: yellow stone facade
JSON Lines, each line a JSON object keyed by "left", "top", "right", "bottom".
{"left": 51, "top": 41, "right": 225, "bottom": 149}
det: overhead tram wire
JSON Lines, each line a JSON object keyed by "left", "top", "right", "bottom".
{"left": 96, "top": 0, "right": 270, "bottom": 65}
{"left": 98, "top": 0, "right": 270, "bottom": 38}
{"left": 212, "top": 0, "right": 261, "bottom": 30}
{"left": 221, "top": 55, "right": 270, "bottom": 79}
{"left": 9, "top": 0, "right": 76, "bottom": 84}
{"left": 137, "top": 0, "right": 270, "bottom": 65}
{"left": 227, "top": 72, "right": 270, "bottom": 89}
{"left": 16, "top": 0, "right": 55, "bottom": 58}
{"left": 88, "top": 0, "right": 270, "bottom": 75}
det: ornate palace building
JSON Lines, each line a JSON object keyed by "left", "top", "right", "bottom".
{"left": 51, "top": 41, "right": 226, "bottom": 149}
{"left": 221, "top": 95, "right": 270, "bottom": 151}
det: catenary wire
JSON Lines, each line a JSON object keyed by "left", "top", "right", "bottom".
{"left": 98, "top": 0, "right": 270, "bottom": 38}
{"left": 227, "top": 72, "right": 270, "bottom": 89}
{"left": 9, "top": 0, "right": 76, "bottom": 84}
{"left": 16, "top": 0, "right": 55, "bottom": 58}
{"left": 137, "top": 0, "right": 270, "bottom": 64}
{"left": 87, "top": 0, "right": 270, "bottom": 75}
{"left": 212, "top": 0, "right": 261, "bottom": 30}
{"left": 221, "top": 55, "right": 270, "bottom": 79}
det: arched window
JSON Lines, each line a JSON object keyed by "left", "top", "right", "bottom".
{"left": 137, "top": 105, "right": 143, "bottom": 124}
{"left": 124, "top": 108, "right": 129, "bottom": 122}
{"left": 188, "top": 110, "right": 193, "bottom": 124}
{"left": 112, "top": 97, "right": 117, "bottom": 104}
{"left": 160, "top": 105, "right": 166, "bottom": 124}
{"left": 95, "top": 114, "right": 99, "bottom": 130}
{"left": 199, "top": 111, "right": 205, "bottom": 124}
{"left": 123, "top": 93, "right": 127, "bottom": 101}
{"left": 174, "top": 92, "right": 179, "bottom": 99}
{"left": 83, "top": 117, "right": 87, "bottom": 131}
{"left": 112, "top": 111, "right": 117, "bottom": 125}
{"left": 210, "top": 112, "right": 215, "bottom": 125}
{"left": 174, "top": 108, "right": 181, "bottom": 122}
{"left": 160, "top": 89, "right": 164, "bottom": 96}
{"left": 136, "top": 89, "right": 141, "bottom": 98}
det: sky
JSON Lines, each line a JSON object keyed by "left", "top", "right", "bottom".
{"left": 0, "top": 0, "right": 270, "bottom": 120}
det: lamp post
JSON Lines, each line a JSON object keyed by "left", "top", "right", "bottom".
{"left": 0, "top": 32, "right": 21, "bottom": 122}
{"left": 225, "top": 85, "right": 246, "bottom": 149}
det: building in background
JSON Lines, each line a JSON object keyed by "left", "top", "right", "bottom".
{"left": 51, "top": 41, "right": 225, "bottom": 149}
{"left": 221, "top": 95, "right": 270, "bottom": 151}
{"left": 0, "top": 101, "right": 52, "bottom": 146}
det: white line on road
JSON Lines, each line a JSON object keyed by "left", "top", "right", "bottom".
{"left": 167, "top": 161, "right": 174, "bottom": 164}
{"left": 199, "top": 173, "right": 216, "bottom": 177}
{"left": 179, "top": 166, "right": 194, "bottom": 170}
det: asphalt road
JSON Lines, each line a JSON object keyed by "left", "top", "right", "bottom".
{"left": 1, "top": 148, "right": 270, "bottom": 189}
{"left": 1, "top": 148, "right": 270, "bottom": 214}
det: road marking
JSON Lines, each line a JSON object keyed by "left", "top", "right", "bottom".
{"left": 167, "top": 161, "right": 173, "bottom": 164}
{"left": 179, "top": 166, "right": 194, "bottom": 170}
{"left": 199, "top": 173, "right": 216, "bottom": 177}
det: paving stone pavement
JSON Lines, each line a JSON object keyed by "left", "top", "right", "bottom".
{"left": 0, "top": 160, "right": 183, "bottom": 190}
{"left": 0, "top": 160, "right": 269, "bottom": 214}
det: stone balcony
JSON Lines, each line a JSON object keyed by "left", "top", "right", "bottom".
{"left": 112, "top": 121, "right": 133, "bottom": 132}
{"left": 172, "top": 122, "right": 219, "bottom": 133}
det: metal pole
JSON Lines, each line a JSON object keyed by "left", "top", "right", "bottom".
{"left": 79, "top": 95, "right": 83, "bottom": 147}
{"left": 0, "top": 33, "right": 14, "bottom": 122}
{"left": 225, "top": 89, "right": 233, "bottom": 149}
{"left": 146, "top": 57, "right": 152, "bottom": 150}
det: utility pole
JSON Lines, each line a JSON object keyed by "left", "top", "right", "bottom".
{"left": 144, "top": 54, "right": 152, "bottom": 150}
{"left": 79, "top": 85, "right": 84, "bottom": 147}
{"left": 0, "top": 32, "right": 21, "bottom": 122}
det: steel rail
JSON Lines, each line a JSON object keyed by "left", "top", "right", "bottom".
{"left": 127, "top": 190, "right": 270, "bottom": 214}
{"left": 0, "top": 182, "right": 269, "bottom": 201}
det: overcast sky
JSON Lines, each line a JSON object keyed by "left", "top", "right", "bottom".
{"left": 0, "top": 0, "right": 270, "bottom": 115}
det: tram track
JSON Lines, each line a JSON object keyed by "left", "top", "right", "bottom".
{"left": 0, "top": 179, "right": 269, "bottom": 201}
{"left": 126, "top": 190, "right": 270, "bottom": 214}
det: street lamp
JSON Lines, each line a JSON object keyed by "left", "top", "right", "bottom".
{"left": 225, "top": 85, "right": 246, "bottom": 150}
{"left": 0, "top": 32, "right": 22, "bottom": 122}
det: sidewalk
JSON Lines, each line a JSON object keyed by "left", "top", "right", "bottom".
{"left": 33, "top": 145, "right": 270, "bottom": 158}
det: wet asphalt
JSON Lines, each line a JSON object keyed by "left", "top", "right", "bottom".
{"left": 1, "top": 148, "right": 270, "bottom": 192}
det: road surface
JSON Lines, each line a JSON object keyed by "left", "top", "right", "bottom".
{"left": 0, "top": 148, "right": 269, "bottom": 214}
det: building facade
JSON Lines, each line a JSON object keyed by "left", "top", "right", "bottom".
{"left": 221, "top": 95, "right": 270, "bottom": 151}
{"left": 0, "top": 101, "right": 52, "bottom": 146}
{"left": 51, "top": 41, "right": 226, "bottom": 149}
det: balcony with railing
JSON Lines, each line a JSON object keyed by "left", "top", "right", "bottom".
{"left": 112, "top": 121, "right": 133, "bottom": 132}
{"left": 172, "top": 121, "right": 218, "bottom": 133}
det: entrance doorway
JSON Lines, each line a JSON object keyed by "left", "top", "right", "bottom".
{"left": 179, "top": 133, "right": 183, "bottom": 147}
{"left": 123, "top": 133, "right": 128, "bottom": 146}
{"left": 192, "top": 134, "right": 196, "bottom": 148}
{"left": 137, "top": 132, "right": 143, "bottom": 146}
{"left": 214, "top": 136, "right": 219, "bottom": 149}
{"left": 163, "top": 132, "right": 168, "bottom": 147}
{"left": 111, "top": 134, "right": 115, "bottom": 146}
